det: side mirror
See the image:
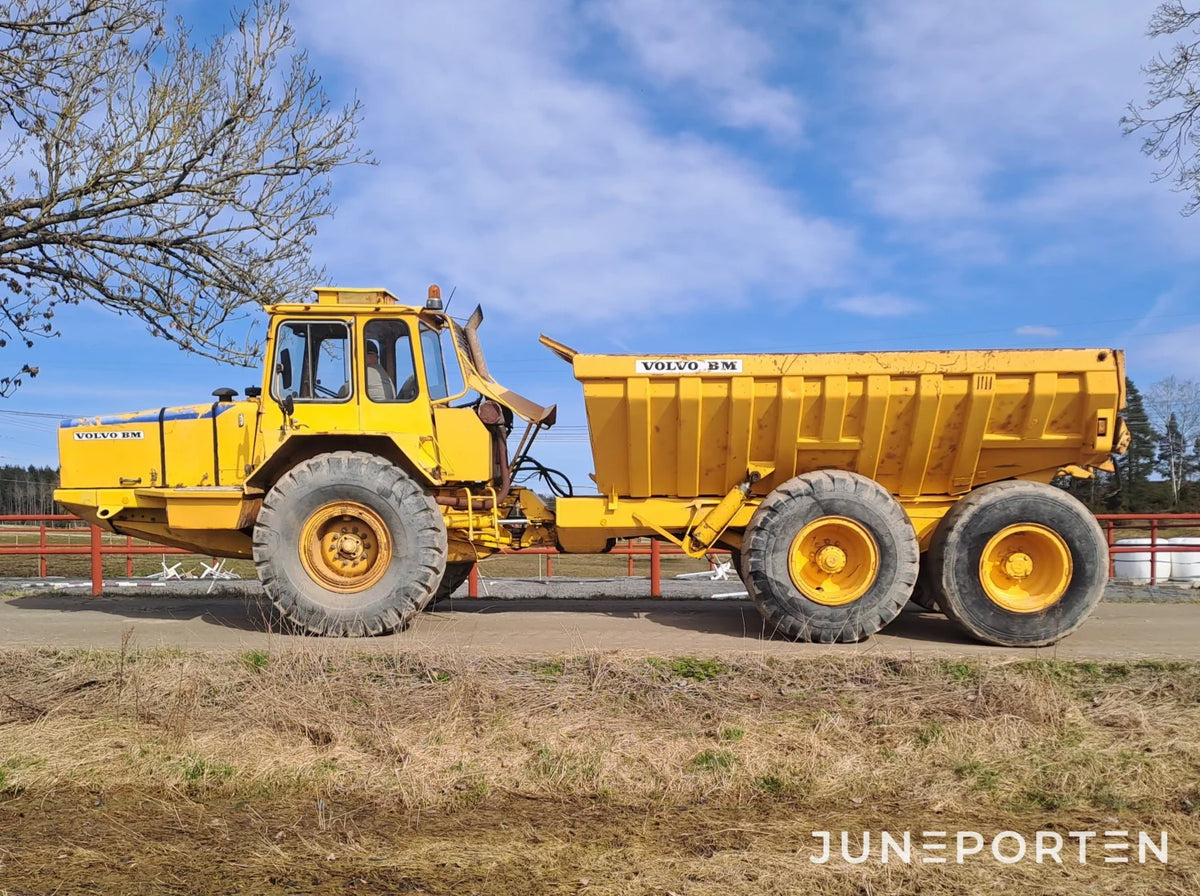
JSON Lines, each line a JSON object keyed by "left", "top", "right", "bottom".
{"left": 272, "top": 355, "right": 295, "bottom": 422}
{"left": 278, "top": 348, "right": 292, "bottom": 390}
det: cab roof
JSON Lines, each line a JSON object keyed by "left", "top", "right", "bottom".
{"left": 312, "top": 287, "right": 401, "bottom": 306}
{"left": 264, "top": 287, "right": 420, "bottom": 313}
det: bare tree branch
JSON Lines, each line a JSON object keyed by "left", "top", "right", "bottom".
{"left": 1145, "top": 376, "right": 1200, "bottom": 506}
{"left": 1123, "top": 1, "right": 1200, "bottom": 215}
{"left": 0, "top": 0, "right": 371, "bottom": 394}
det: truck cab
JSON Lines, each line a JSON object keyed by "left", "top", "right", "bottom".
{"left": 253, "top": 287, "right": 497, "bottom": 489}
{"left": 56, "top": 286, "right": 557, "bottom": 564}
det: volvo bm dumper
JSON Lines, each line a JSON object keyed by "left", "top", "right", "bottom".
{"left": 55, "top": 286, "right": 1128, "bottom": 647}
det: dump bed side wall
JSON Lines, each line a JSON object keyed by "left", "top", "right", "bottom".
{"left": 574, "top": 349, "right": 1123, "bottom": 499}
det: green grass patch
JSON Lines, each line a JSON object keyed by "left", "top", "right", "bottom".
{"left": 914, "top": 722, "right": 945, "bottom": 747}
{"left": 754, "top": 773, "right": 788, "bottom": 795}
{"left": 178, "top": 754, "right": 236, "bottom": 791}
{"left": 241, "top": 649, "right": 269, "bottom": 673}
{"left": 650, "top": 656, "right": 728, "bottom": 681}
{"left": 533, "top": 661, "right": 564, "bottom": 678}
{"left": 954, "top": 760, "right": 1000, "bottom": 792}
{"left": 693, "top": 749, "right": 737, "bottom": 772}
{"left": 938, "top": 660, "right": 977, "bottom": 683}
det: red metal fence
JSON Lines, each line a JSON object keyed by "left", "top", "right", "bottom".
{"left": 1100, "top": 514, "right": 1200, "bottom": 584}
{"left": 1, "top": 512, "right": 1197, "bottom": 597}
{"left": 0, "top": 515, "right": 202, "bottom": 595}
{"left": 0, "top": 515, "right": 716, "bottom": 597}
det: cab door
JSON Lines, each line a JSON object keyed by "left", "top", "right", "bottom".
{"left": 355, "top": 315, "right": 491, "bottom": 483}
{"left": 356, "top": 317, "right": 449, "bottom": 480}
{"left": 257, "top": 317, "right": 358, "bottom": 465}
{"left": 420, "top": 322, "right": 492, "bottom": 483}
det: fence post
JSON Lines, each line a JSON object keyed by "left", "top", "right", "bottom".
{"left": 90, "top": 524, "right": 103, "bottom": 596}
{"left": 650, "top": 538, "right": 661, "bottom": 597}
{"left": 126, "top": 536, "right": 134, "bottom": 578}
{"left": 38, "top": 523, "right": 47, "bottom": 578}
{"left": 1150, "top": 517, "right": 1159, "bottom": 585}
{"left": 468, "top": 563, "right": 479, "bottom": 598}
{"left": 627, "top": 540, "right": 634, "bottom": 577}
{"left": 1105, "top": 520, "right": 1114, "bottom": 580}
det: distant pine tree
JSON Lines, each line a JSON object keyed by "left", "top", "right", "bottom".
{"left": 1109, "top": 378, "right": 1160, "bottom": 512}
{"left": 1057, "top": 377, "right": 1162, "bottom": 513}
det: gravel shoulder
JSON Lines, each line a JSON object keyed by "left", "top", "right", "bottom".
{"left": 0, "top": 576, "right": 1197, "bottom": 657}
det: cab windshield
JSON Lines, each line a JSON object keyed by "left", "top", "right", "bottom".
{"left": 422, "top": 319, "right": 469, "bottom": 402}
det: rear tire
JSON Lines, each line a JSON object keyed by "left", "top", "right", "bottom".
{"left": 909, "top": 554, "right": 942, "bottom": 612}
{"left": 727, "top": 547, "right": 744, "bottom": 581}
{"left": 927, "top": 481, "right": 1107, "bottom": 647}
{"left": 253, "top": 451, "right": 447, "bottom": 636}
{"left": 430, "top": 561, "right": 474, "bottom": 605}
{"left": 743, "top": 471, "right": 919, "bottom": 643}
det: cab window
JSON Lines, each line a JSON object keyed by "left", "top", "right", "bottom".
{"left": 420, "top": 323, "right": 451, "bottom": 401}
{"left": 271, "top": 320, "right": 350, "bottom": 402}
{"left": 363, "top": 319, "right": 418, "bottom": 403}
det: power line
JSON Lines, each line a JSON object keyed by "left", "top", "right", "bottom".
{"left": 0, "top": 409, "right": 74, "bottom": 419}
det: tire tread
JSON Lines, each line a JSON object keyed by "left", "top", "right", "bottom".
{"left": 252, "top": 451, "right": 447, "bottom": 637}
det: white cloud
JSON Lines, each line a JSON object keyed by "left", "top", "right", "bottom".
{"left": 854, "top": 136, "right": 991, "bottom": 224}
{"left": 1133, "top": 326, "right": 1200, "bottom": 380}
{"left": 589, "top": 0, "right": 803, "bottom": 138}
{"left": 847, "top": 0, "right": 1190, "bottom": 257}
{"left": 292, "top": 1, "right": 852, "bottom": 328}
{"left": 856, "top": 2, "right": 1154, "bottom": 152}
{"left": 1015, "top": 325, "right": 1062, "bottom": 338}
{"left": 1121, "top": 288, "right": 1200, "bottom": 380}
{"left": 830, "top": 294, "right": 923, "bottom": 317}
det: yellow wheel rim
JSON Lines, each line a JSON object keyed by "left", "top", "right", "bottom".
{"left": 788, "top": 516, "right": 879, "bottom": 606}
{"left": 299, "top": 502, "right": 392, "bottom": 593}
{"left": 979, "top": 523, "right": 1071, "bottom": 613}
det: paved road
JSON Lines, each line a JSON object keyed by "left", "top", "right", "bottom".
{"left": 2, "top": 586, "right": 1199, "bottom": 658}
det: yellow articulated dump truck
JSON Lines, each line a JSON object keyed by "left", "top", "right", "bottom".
{"left": 55, "top": 286, "right": 1128, "bottom": 647}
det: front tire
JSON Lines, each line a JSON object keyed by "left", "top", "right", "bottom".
{"left": 253, "top": 451, "right": 447, "bottom": 636}
{"left": 927, "top": 481, "right": 1107, "bottom": 647}
{"left": 743, "top": 471, "right": 919, "bottom": 643}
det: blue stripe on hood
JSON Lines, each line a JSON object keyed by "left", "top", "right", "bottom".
{"left": 60, "top": 403, "right": 240, "bottom": 428}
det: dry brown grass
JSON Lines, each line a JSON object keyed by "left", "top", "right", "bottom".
{"left": 1, "top": 646, "right": 1198, "bottom": 893}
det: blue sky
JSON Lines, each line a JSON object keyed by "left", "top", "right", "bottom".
{"left": 3, "top": 0, "right": 1198, "bottom": 492}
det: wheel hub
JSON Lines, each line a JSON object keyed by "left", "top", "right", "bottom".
{"left": 979, "top": 524, "right": 1071, "bottom": 613}
{"left": 788, "top": 516, "right": 880, "bottom": 607}
{"left": 815, "top": 545, "right": 848, "bottom": 574}
{"left": 1002, "top": 551, "right": 1033, "bottom": 579}
{"left": 300, "top": 503, "right": 391, "bottom": 593}
{"left": 334, "top": 532, "right": 366, "bottom": 561}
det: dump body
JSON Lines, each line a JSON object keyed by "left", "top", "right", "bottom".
{"left": 552, "top": 347, "right": 1125, "bottom": 553}
{"left": 575, "top": 348, "right": 1123, "bottom": 498}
